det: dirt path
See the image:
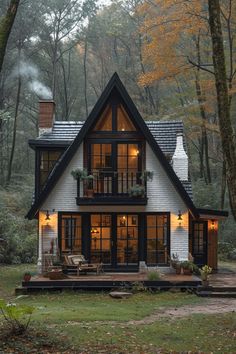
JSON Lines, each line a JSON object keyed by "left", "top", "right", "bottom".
{"left": 62, "top": 298, "right": 236, "bottom": 329}
{"left": 128, "top": 298, "right": 236, "bottom": 325}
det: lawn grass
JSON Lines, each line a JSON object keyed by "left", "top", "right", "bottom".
{"left": 15, "top": 290, "right": 201, "bottom": 323}
{"left": 0, "top": 264, "right": 36, "bottom": 297}
{"left": 53, "top": 313, "right": 236, "bottom": 353}
{"left": 0, "top": 264, "right": 236, "bottom": 353}
{"left": 219, "top": 260, "right": 236, "bottom": 272}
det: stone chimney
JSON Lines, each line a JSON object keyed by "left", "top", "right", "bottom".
{"left": 172, "top": 133, "right": 188, "bottom": 181}
{"left": 38, "top": 100, "right": 55, "bottom": 136}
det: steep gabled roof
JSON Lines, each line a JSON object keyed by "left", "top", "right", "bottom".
{"left": 26, "top": 72, "right": 198, "bottom": 219}
{"left": 29, "top": 120, "right": 186, "bottom": 157}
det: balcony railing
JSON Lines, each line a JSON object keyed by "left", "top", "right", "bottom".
{"left": 76, "top": 171, "right": 148, "bottom": 205}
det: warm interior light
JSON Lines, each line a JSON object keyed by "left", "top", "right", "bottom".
{"left": 121, "top": 128, "right": 125, "bottom": 131}
{"left": 136, "top": 150, "right": 139, "bottom": 155}
{"left": 91, "top": 228, "right": 99, "bottom": 234}
{"left": 45, "top": 210, "right": 50, "bottom": 221}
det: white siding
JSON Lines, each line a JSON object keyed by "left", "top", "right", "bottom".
{"left": 38, "top": 211, "right": 58, "bottom": 273}
{"left": 41, "top": 142, "right": 189, "bottom": 261}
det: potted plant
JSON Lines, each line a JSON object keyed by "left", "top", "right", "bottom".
{"left": 200, "top": 265, "right": 212, "bottom": 287}
{"left": 71, "top": 168, "right": 88, "bottom": 180}
{"left": 171, "top": 253, "right": 181, "bottom": 274}
{"left": 84, "top": 175, "right": 94, "bottom": 197}
{"left": 23, "top": 272, "right": 31, "bottom": 282}
{"left": 71, "top": 169, "right": 95, "bottom": 197}
{"left": 141, "top": 170, "right": 154, "bottom": 182}
{"left": 181, "top": 261, "right": 194, "bottom": 275}
{"left": 129, "top": 184, "right": 146, "bottom": 198}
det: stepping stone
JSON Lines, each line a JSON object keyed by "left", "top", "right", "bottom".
{"left": 109, "top": 291, "right": 133, "bottom": 299}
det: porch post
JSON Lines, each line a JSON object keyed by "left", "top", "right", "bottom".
{"left": 37, "top": 225, "right": 43, "bottom": 274}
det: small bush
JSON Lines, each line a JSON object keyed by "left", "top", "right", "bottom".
{"left": 218, "top": 242, "right": 236, "bottom": 261}
{"left": 229, "top": 249, "right": 236, "bottom": 260}
{"left": 0, "top": 299, "right": 34, "bottom": 335}
{"left": 147, "top": 271, "right": 161, "bottom": 281}
{"left": 0, "top": 183, "right": 37, "bottom": 265}
{"left": 131, "top": 281, "right": 147, "bottom": 293}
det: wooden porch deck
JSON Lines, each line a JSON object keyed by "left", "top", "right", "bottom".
{"left": 19, "top": 272, "right": 201, "bottom": 293}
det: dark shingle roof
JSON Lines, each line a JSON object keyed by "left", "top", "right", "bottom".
{"left": 35, "top": 120, "right": 185, "bottom": 156}
{"left": 181, "top": 181, "right": 193, "bottom": 200}
{"left": 34, "top": 119, "right": 192, "bottom": 199}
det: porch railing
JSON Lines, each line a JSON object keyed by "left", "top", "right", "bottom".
{"left": 77, "top": 171, "right": 147, "bottom": 198}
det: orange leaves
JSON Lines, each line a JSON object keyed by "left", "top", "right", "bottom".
{"left": 138, "top": 0, "right": 207, "bottom": 86}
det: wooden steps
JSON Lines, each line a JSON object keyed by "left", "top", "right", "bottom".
{"left": 197, "top": 286, "right": 236, "bottom": 298}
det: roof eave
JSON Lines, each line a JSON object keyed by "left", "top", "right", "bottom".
{"left": 197, "top": 208, "right": 228, "bottom": 219}
{"left": 26, "top": 72, "right": 199, "bottom": 219}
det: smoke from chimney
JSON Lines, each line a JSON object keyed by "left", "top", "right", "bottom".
{"left": 13, "top": 60, "right": 53, "bottom": 99}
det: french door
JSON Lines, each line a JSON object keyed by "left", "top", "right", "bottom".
{"left": 88, "top": 142, "right": 142, "bottom": 195}
{"left": 116, "top": 214, "right": 139, "bottom": 266}
{"left": 59, "top": 213, "right": 170, "bottom": 268}
{"left": 89, "top": 213, "right": 139, "bottom": 268}
{"left": 192, "top": 221, "right": 207, "bottom": 266}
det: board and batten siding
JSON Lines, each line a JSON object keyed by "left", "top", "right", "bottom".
{"left": 39, "top": 142, "right": 189, "bottom": 263}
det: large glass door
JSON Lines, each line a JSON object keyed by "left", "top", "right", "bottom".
{"left": 117, "top": 144, "right": 140, "bottom": 194}
{"left": 90, "top": 214, "right": 112, "bottom": 265}
{"left": 89, "top": 213, "right": 139, "bottom": 268}
{"left": 90, "top": 144, "right": 113, "bottom": 195}
{"left": 146, "top": 214, "right": 169, "bottom": 265}
{"left": 116, "top": 214, "right": 139, "bottom": 266}
{"left": 88, "top": 143, "right": 141, "bottom": 196}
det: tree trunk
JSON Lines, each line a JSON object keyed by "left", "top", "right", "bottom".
{"left": 195, "top": 75, "right": 211, "bottom": 184}
{"left": 0, "top": 0, "right": 20, "bottom": 184}
{"left": 0, "top": 0, "right": 20, "bottom": 74}
{"left": 83, "top": 36, "right": 88, "bottom": 117}
{"left": 6, "top": 76, "right": 21, "bottom": 184}
{"left": 208, "top": 0, "right": 236, "bottom": 218}
{"left": 221, "top": 159, "right": 227, "bottom": 209}
{"left": 194, "top": 33, "right": 211, "bottom": 184}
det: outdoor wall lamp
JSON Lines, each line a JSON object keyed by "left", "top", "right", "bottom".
{"left": 45, "top": 210, "right": 51, "bottom": 221}
{"left": 177, "top": 210, "right": 183, "bottom": 226}
{"left": 211, "top": 220, "right": 215, "bottom": 230}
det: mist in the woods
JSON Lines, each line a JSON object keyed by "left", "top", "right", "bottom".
{"left": 0, "top": 0, "right": 235, "bottom": 263}
{"left": 0, "top": 1, "right": 236, "bottom": 352}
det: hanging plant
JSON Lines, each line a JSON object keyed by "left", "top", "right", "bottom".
{"left": 129, "top": 184, "right": 146, "bottom": 197}
{"left": 141, "top": 170, "right": 154, "bottom": 182}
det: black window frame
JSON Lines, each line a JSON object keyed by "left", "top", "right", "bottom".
{"left": 35, "top": 147, "right": 64, "bottom": 197}
{"left": 145, "top": 213, "right": 170, "bottom": 266}
{"left": 60, "top": 214, "right": 82, "bottom": 254}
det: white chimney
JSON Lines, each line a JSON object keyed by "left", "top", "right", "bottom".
{"left": 172, "top": 133, "right": 188, "bottom": 181}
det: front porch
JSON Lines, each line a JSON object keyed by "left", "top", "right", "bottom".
{"left": 20, "top": 270, "right": 201, "bottom": 293}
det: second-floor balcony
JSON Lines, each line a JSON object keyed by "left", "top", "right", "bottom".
{"left": 76, "top": 171, "right": 148, "bottom": 205}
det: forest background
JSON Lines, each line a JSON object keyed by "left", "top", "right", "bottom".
{"left": 0, "top": 0, "right": 235, "bottom": 264}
